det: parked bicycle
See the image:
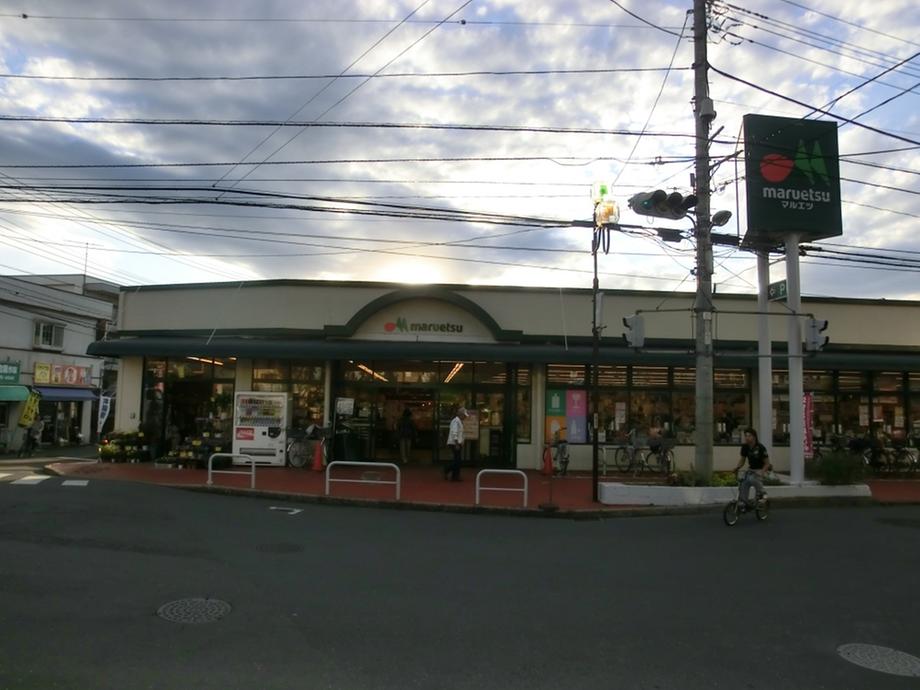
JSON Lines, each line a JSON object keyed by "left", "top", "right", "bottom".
{"left": 612, "top": 429, "right": 647, "bottom": 474}
{"left": 645, "top": 437, "right": 675, "bottom": 474}
{"left": 286, "top": 425, "right": 328, "bottom": 468}
{"left": 543, "top": 429, "right": 570, "bottom": 476}
{"left": 723, "top": 469, "right": 770, "bottom": 526}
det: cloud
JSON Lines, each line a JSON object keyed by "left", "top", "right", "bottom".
{"left": 0, "top": 0, "right": 916, "bottom": 298}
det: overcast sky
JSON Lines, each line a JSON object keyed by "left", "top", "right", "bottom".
{"left": 0, "top": 0, "right": 917, "bottom": 299}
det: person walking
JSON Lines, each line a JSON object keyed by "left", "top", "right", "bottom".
{"left": 19, "top": 417, "right": 44, "bottom": 458}
{"left": 444, "top": 405, "right": 469, "bottom": 481}
{"left": 397, "top": 407, "right": 416, "bottom": 465}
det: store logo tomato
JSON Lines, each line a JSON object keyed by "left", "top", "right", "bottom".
{"left": 384, "top": 322, "right": 397, "bottom": 332}
{"left": 760, "top": 153, "right": 794, "bottom": 183}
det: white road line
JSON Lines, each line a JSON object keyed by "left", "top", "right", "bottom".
{"left": 11, "top": 475, "right": 51, "bottom": 485}
{"left": 61, "top": 479, "right": 89, "bottom": 487}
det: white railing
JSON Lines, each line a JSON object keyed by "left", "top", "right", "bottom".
{"left": 207, "top": 453, "right": 256, "bottom": 489}
{"left": 325, "top": 461, "right": 401, "bottom": 500}
{"left": 475, "top": 469, "right": 528, "bottom": 508}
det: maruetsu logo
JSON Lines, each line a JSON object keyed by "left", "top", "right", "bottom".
{"left": 383, "top": 316, "right": 464, "bottom": 334}
{"left": 759, "top": 139, "right": 832, "bottom": 209}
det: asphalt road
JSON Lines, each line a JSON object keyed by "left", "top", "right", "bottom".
{"left": 1, "top": 476, "right": 918, "bottom": 690}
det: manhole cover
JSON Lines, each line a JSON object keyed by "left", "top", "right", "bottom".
{"left": 157, "top": 598, "right": 232, "bottom": 624}
{"left": 837, "top": 643, "right": 920, "bottom": 677}
{"left": 877, "top": 517, "right": 920, "bottom": 530}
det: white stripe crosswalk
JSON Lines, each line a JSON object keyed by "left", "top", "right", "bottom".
{"left": 0, "top": 474, "right": 89, "bottom": 487}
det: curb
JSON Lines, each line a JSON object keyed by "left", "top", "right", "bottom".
{"left": 40, "top": 462, "right": 888, "bottom": 518}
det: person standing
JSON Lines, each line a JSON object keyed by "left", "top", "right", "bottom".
{"left": 444, "top": 406, "right": 468, "bottom": 481}
{"left": 397, "top": 407, "right": 416, "bottom": 465}
{"left": 20, "top": 417, "right": 44, "bottom": 458}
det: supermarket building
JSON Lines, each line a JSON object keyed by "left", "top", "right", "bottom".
{"left": 89, "top": 279, "right": 920, "bottom": 471}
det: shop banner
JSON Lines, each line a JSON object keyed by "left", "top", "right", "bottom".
{"left": 803, "top": 392, "right": 814, "bottom": 459}
{"left": 545, "top": 416, "right": 566, "bottom": 443}
{"left": 97, "top": 395, "right": 112, "bottom": 434}
{"left": 0, "top": 361, "right": 20, "bottom": 384}
{"left": 18, "top": 392, "right": 40, "bottom": 428}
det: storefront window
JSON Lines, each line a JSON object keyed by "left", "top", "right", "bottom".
{"left": 629, "top": 390, "right": 670, "bottom": 441}
{"left": 672, "top": 392, "right": 695, "bottom": 443}
{"left": 713, "top": 369, "right": 749, "bottom": 444}
{"left": 631, "top": 367, "right": 668, "bottom": 387}
{"left": 672, "top": 367, "right": 695, "bottom": 387}
{"left": 475, "top": 391, "right": 504, "bottom": 461}
{"left": 438, "top": 361, "right": 472, "bottom": 385}
{"left": 597, "top": 391, "right": 629, "bottom": 442}
{"left": 874, "top": 371, "right": 904, "bottom": 392}
{"left": 597, "top": 365, "right": 627, "bottom": 387}
{"left": 547, "top": 364, "right": 586, "bottom": 386}
{"left": 378, "top": 361, "right": 436, "bottom": 384}
{"left": 515, "top": 365, "right": 531, "bottom": 443}
{"left": 474, "top": 362, "right": 507, "bottom": 384}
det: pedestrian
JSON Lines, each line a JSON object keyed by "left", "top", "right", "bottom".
{"left": 19, "top": 417, "right": 44, "bottom": 458}
{"left": 397, "top": 407, "right": 415, "bottom": 465}
{"left": 444, "top": 405, "right": 469, "bottom": 481}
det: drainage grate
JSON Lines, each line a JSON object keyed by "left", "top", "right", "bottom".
{"left": 157, "top": 598, "right": 232, "bottom": 624}
{"left": 837, "top": 643, "right": 920, "bottom": 677}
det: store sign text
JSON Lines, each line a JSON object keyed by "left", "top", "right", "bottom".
{"left": 383, "top": 316, "right": 464, "bottom": 335}
{"left": 0, "top": 361, "right": 21, "bottom": 384}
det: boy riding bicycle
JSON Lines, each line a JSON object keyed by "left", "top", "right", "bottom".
{"left": 732, "top": 427, "right": 771, "bottom": 507}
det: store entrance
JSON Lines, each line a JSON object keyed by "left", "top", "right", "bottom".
{"left": 373, "top": 388, "right": 436, "bottom": 465}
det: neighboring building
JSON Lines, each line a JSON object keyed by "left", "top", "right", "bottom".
{"left": 0, "top": 274, "right": 117, "bottom": 452}
{"left": 89, "top": 279, "right": 920, "bottom": 472}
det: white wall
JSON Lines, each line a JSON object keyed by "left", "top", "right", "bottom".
{"left": 114, "top": 357, "right": 143, "bottom": 433}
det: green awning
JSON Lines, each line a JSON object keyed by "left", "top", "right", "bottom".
{"left": 0, "top": 385, "right": 31, "bottom": 402}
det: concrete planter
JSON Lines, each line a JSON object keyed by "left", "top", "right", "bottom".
{"left": 598, "top": 482, "right": 871, "bottom": 506}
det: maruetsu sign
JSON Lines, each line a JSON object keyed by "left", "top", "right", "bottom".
{"left": 743, "top": 114, "right": 842, "bottom": 245}
{"left": 384, "top": 316, "right": 464, "bottom": 334}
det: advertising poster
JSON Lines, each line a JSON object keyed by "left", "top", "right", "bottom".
{"left": 566, "top": 390, "right": 587, "bottom": 417}
{"left": 545, "top": 416, "right": 566, "bottom": 443}
{"left": 462, "top": 410, "right": 479, "bottom": 439}
{"left": 803, "top": 393, "right": 814, "bottom": 459}
{"left": 33, "top": 362, "right": 52, "bottom": 385}
{"left": 566, "top": 416, "right": 587, "bottom": 444}
{"left": 545, "top": 389, "right": 565, "bottom": 416}
{"left": 18, "top": 392, "right": 40, "bottom": 428}
{"left": 97, "top": 395, "right": 112, "bottom": 433}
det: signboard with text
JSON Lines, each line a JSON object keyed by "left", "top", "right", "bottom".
{"left": 33, "top": 363, "right": 91, "bottom": 386}
{"left": 743, "top": 114, "right": 842, "bottom": 246}
{"left": 0, "top": 361, "right": 20, "bottom": 384}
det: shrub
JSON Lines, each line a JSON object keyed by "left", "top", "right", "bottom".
{"left": 812, "top": 450, "right": 866, "bottom": 485}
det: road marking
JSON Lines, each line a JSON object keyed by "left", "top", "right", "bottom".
{"left": 11, "top": 475, "right": 50, "bottom": 485}
{"left": 62, "top": 480, "right": 90, "bottom": 487}
{"left": 269, "top": 506, "right": 303, "bottom": 516}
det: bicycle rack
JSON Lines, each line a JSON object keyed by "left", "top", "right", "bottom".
{"left": 475, "top": 469, "right": 528, "bottom": 508}
{"left": 207, "top": 453, "right": 256, "bottom": 489}
{"left": 325, "top": 461, "right": 401, "bottom": 500}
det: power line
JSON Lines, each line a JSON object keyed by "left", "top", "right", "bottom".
{"left": 709, "top": 64, "right": 920, "bottom": 146}
{"left": 607, "top": 0, "right": 683, "bottom": 38}
{"left": 1, "top": 12, "right": 680, "bottom": 29}
{"left": 0, "top": 66, "right": 689, "bottom": 82}
{"left": 0, "top": 115, "right": 722, "bottom": 141}
{"left": 774, "top": 0, "right": 920, "bottom": 50}
{"left": 0, "top": 154, "right": 697, "bottom": 170}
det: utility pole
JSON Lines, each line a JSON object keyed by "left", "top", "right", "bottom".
{"left": 693, "top": 0, "right": 715, "bottom": 478}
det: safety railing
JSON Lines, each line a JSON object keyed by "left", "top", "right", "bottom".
{"left": 475, "top": 469, "right": 528, "bottom": 508}
{"left": 207, "top": 453, "right": 256, "bottom": 489}
{"left": 325, "top": 461, "right": 401, "bottom": 500}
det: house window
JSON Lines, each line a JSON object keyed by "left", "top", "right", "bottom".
{"left": 33, "top": 321, "right": 64, "bottom": 350}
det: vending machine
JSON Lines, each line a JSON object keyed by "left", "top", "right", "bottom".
{"left": 232, "top": 391, "right": 289, "bottom": 465}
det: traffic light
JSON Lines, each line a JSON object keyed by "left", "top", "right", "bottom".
{"left": 622, "top": 314, "right": 645, "bottom": 348}
{"left": 804, "top": 318, "right": 829, "bottom": 351}
{"left": 627, "top": 189, "right": 698, "bottom": 220}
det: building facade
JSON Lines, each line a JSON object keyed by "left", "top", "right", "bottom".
{"left": 91, "top": 279, "right": 920, "bottom": 471}
{"left": 0, "top": 275, "right": 117, "bottom": 452}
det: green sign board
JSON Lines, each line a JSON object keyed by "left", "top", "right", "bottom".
{"left": 743, "top": 114, "right": 842, "bottom": 246}
{"left": 0, "top": 361, "right": 21, "bottom": 384}
{"left": 768, "top": 280, "right": 788, "bottom": 302}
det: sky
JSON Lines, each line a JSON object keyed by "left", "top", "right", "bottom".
{"left": 0, "top": 0, "right": 917, "bottom": 300}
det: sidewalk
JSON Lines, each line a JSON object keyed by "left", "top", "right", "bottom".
{"left": 42, "top": 458, "right": 920, "bottom": 516}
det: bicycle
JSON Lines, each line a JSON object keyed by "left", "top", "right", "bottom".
{"left": 644, "top": 437, "right": 675, "bottom": 474}
{"left": 286, "top": 425, "right": 327, "bottom": 468}
{"left": 885, "top": 441, "right": 918, "bottom": 475}
{"left": 723, "top": 470, "right": 770, "bottom": 526}
{"left": 612, "top": 429, "right": 646, "bottom": 474}
{"left": 542, "top": 430, "right": 570, "bottom": 476}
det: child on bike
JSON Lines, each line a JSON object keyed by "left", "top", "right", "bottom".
{"left": 732, "top": 427, "right": 771, "bottom": 507}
